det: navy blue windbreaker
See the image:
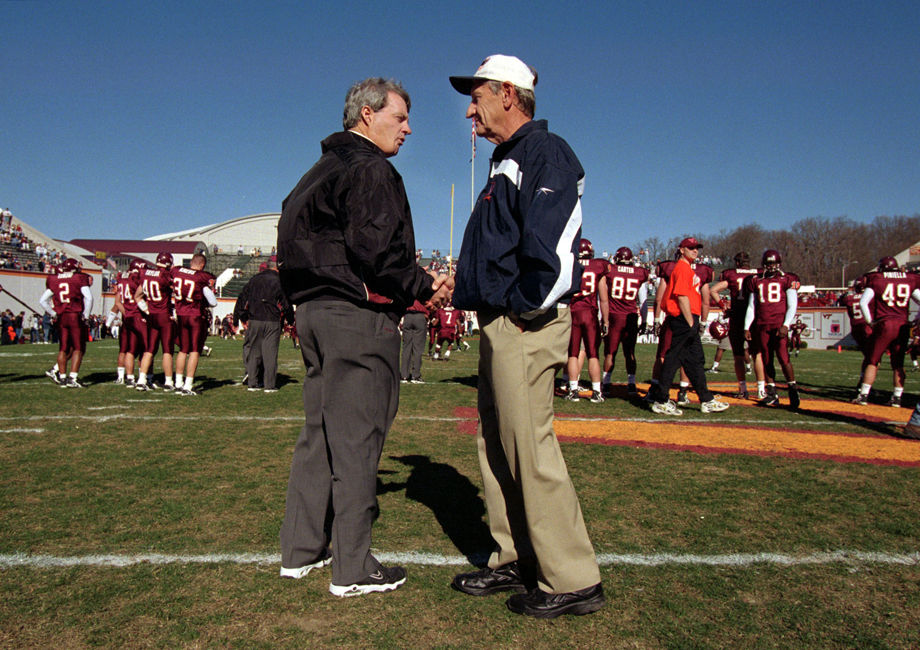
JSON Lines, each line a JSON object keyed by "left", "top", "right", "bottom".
{"left": 453, "top": 120, "right": 584, "bottom": 318}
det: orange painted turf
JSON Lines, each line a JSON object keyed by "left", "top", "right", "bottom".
{"left": 453, "top": 384, "right": 920, "bottom": 467}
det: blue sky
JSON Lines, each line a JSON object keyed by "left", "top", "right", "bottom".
{"left": 3, "top": 1, "right": 918, "bottom": 256}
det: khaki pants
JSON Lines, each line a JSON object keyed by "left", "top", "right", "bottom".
{"left": 476, "top": 307, "right": 601, "bottom": 594}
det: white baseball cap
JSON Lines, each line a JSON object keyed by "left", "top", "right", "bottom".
{"left": 449, "top": 54, "right": 537, "bottom": 95}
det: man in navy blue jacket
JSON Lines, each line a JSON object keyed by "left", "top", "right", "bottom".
{"left": 448, "top": 55, "right": 604, "bottom": 618}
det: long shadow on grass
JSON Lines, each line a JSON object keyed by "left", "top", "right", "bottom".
{"left": 443, "top": 375, "right": 478, "bottom": 389}
{"left": 766, "top": 400, "right": 904, "bottom": 436}
{"left": 391, "top": 454, "right": 492, "bottom": 565}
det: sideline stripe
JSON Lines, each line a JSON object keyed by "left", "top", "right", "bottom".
{"left": 1, "top": 550, "right": 917, "bottom": 569}
{"left": 449, "top": 406, "right": 919, "bottom": 466}
{"left": 553, "top": 420, "right": 920, "bottom": 466}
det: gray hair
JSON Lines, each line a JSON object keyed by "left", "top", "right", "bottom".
{"left": 343, "top": 78, "right": 411, "bottom": 129}
{"left": 487, "top": 77, "right": 537, "bottom": 118}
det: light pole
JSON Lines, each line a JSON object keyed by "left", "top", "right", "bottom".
{"left": 841, "top": 261, "right": 857, "bottom": 287}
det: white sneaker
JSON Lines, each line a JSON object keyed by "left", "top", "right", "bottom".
{"left": 280, "top": 555, "right": 331, "bottom": 579}
{"left": 701, "top": 398, "right": 729, "bottom": 413}
{"left": 651, "top": 400, "right": 683, "bottom": 416}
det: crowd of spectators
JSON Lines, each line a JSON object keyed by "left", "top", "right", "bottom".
{"left": 0, "top": 308, "right": 113, "bottom": 346}
{"left": 800, "top": 290, "right": 841, "bottom": 307}
{"left": 1, "top": 208, "right": 68, "bottom": 272}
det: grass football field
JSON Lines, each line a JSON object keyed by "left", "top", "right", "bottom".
{"left": 1, "top": 336, "right": 919, "bottom": 648}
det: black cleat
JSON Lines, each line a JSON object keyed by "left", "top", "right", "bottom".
{"left": 788, "top": 385, "right": 800, "bottom": 409}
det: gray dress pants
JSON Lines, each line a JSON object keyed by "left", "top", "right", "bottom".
{"left": 280, "top": 301, "right": 400, "bottom": 585}
{"left": 245, "top": 320, "right": 281, "bottom": 390}
{"left": 399, "top": 311, "right": 428, "bottom": 380}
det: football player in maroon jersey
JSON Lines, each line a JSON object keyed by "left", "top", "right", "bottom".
{"left": 427, "top": 305, "right": 439, "bottom": 357}
{"left": 843, "top": 275, "right": 871, "bottom": 385}
{"left": 134, "top": 252, "right": 177, "bottom": 391}
{"left": 743, "top": 250, "right": 801, "bottom": 408}
{"left": 708, "top": 251, "right": 761, "bottom": 398}
{"left": 564, "top": 239, "right": 609, "bottom": 402}
{"left": 852, "top": 256, "right": 920, "bottom": 406}
{"left": 909, "top": 319, "right": 920, "bottom": 372}
{"left": 601, "top": 246, "right": 647, "bottom": 397}
{"left": 789, "top": 317, "right": 808, "bottom": 357}
{"left": 432, "top": 304, "right": 459, "bottom": 360}
{"left": 454, "top": 309, "right": 470, "bottom": 351}
{"left": 108, "top": 259, "right": 149, "bottom": 386}
{"left": 170, "top": 253, "right": 218, "bottom": 395}
{"left": 39, "top": 258, "right": 93, "bottom": 387}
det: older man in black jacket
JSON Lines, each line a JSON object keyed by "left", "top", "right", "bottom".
{"left": 233, "top": 259, "right": 291, "bottom": 392}
{"left": 276, "top": 77, "right": 452, "bottom": 597}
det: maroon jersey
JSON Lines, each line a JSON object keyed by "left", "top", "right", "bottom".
{"left": 170, "top": 267, "right": 215, "bottom": 318}
{"left": 694, "top": 263, "right": 714, "bottom": 287}
{"left": 745, "top": 273, "right": 801, "bottom": 327}
{"left": 844, "top": 293, "right": 867, "bottom": 327}
{"left": 719, "top": 267, "right": 761, "bottom": 316}
{"left": 571, "top": 258, "right": 609, "bottom": 312}
{"left": 863, "top": 271, "right": 920, "bottom": 323}
{"left": 116, "top": 271, "right": 142, "bottom": 317}
{"left": 791, "top": 321, "right": 807, "bottom": 335}
{"left": 454, "top": 310, "right": 466, "bottom": 336}
{"left": 436, "top": 307, "right": 459, "bottom": 339}
{"left": 139, "top": 268, "right": 174, "bottom": 315}
{"left": 45, "top": 271, "right": 92, "bottom": 315}
{"left": 607, "top": 262, "right": 649, "bottom": 316}
{"left": 656, "top": 260, "right": 676, "bottom": 284}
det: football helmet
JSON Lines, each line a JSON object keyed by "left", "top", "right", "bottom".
{"left": 762, "top": 249, "right": 782, "bottom": 277}
{"left": 60, "top": 258, "right": 80, "bottom": 272}
{"left": 734, "top": 251, "right": 750, "bottom": 268}
{"left": 708, "top": 320, "right": 729, "bottom": 340}
{"left": 578, "top": 238, "right": 594, "bottom": 259}
{"left": 878, "top": 256, "right": 899, "bottom": 272}
{"left": 853, "top": 275, "right": 867, "bottom": 293}
{"left": 156, "top": 252, "right": 174, "bottom": 268}
{"left": 129, "top": 259, "right": 148, "bottom": 273}
{"left": 613, "top": 246, "right": 634, "bottom": 265}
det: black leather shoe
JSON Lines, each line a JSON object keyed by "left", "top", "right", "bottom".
{"left": 451, "top": 562, "right": 527, "bottom": 596}
{"left": 506, "top": 583, "right": 605, "bottom": 618}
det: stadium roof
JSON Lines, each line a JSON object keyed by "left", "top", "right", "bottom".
{"left": 68, "top": 239, "right": 205, "bottom": 256}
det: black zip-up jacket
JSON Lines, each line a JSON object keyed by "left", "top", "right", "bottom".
{"left": 232, "top": 269, "right": 293, "bottom": 325}
{"left": 277, "top": 131, "right": 434, "bottom": 319}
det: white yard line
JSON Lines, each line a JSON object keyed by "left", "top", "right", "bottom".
{"left": 1, "top": 549, "right": 917, "bottom": 569}
{"left": 0, "top": 413, "right": 897, "bottom": 428}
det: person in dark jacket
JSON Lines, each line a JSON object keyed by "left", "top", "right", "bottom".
{"left": 232, "top": 259, "right": 292, "bottom": 392}
{"left": 276, "top": 77, "right": 452, "bottom": 597}
{"left": 448, "top": 55, "right": 604, "bottom": 619}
